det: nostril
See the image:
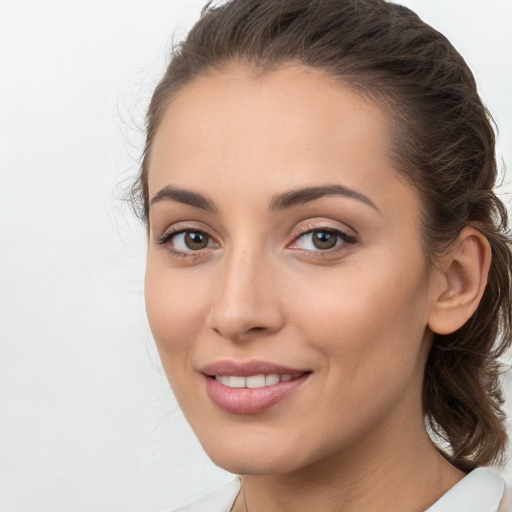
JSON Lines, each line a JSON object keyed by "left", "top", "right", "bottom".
{"left": 207, "top": 295, "right": 285, "bottom": 341}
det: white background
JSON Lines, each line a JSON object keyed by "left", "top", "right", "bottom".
{"left": 0, "top": 1, "right": 511, "bottom": 510}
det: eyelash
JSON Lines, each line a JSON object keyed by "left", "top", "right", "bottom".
{"left": 156, "top": 225, "right": 357, "bottom": 259}
{"left": 289, "top": 225, "right": 357, "bottom": 256}
{"left": 156, "top": 228, "right": 216, "bottom": 259}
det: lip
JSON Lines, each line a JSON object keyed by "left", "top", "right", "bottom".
{"left": 200, "top": 360, "right": 309, "bottom": 377}
{"left": 200, "top": 360, "right": 312, "bottom": 415}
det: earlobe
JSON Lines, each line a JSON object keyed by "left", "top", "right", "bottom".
{"left": 427, "top": 227, "right": 491, "bottom": 335}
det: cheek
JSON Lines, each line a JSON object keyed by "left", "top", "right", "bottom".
{"left": 289, "top": 250, "right": 431, "bottom": 380}
{"left": 282, "top": 260, "right": 431, "bottom": 450}
{"left": 144, "top": 262, "right": 214, "bottom": 417}
{"left": 144, "top": 255, "right": 209, "bottom": 364}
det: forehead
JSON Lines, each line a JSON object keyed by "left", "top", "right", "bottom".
{"left": 148, "top": 64, "right": 416, "bottom": 216}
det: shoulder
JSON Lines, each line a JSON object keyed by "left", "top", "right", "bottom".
{"left": 170, "top": 478, "right": 241, "bottom": 512}
{"left": 168, "top": 470, "right": 509, "bottom": 512}
{"left": 426, "top": 467, "right": 509, "bottom": 512}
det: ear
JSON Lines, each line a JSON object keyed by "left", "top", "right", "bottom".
{"left": 427, "top": 226, "right": 491, "bottom": 335}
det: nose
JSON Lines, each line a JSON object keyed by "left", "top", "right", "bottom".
{"left": 206, "top": 245, "right": 285, "bottom": 342}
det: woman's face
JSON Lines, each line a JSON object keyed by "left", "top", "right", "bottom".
{"left": 145, "top": 65, "right": 440, "bottom": 475}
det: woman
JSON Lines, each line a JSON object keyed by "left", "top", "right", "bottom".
{"left": 131, "top": 0, "right": 512, "bottom": 510}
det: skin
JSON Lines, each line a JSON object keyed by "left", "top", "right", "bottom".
{"left": 144, "top": 65, "right": 490, "bottom": 511}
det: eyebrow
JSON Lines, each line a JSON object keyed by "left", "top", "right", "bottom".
{"left": 150, "top": 185, "right": 217, "bottom": 212}
{"left": 150, "top": 184, "right": 379, "bottom": 213}
{"left": 269, "top": 184, "right": 380, "bottom": 213}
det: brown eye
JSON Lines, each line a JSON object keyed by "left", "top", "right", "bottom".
{"left": 157, "top": 229, "right": 217, "bottom": 253}
{"left": 311, "top": 231, "right": 338, "bottom": 250}
{"left": 290, "top": 227, "right": 356, "bottom": 253}
{"left": 184, "top": 231, "right": 209, "bottom": 250}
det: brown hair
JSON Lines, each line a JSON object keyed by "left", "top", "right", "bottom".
{"left": 132, "top": 0, "right": 512, "bottom": 470}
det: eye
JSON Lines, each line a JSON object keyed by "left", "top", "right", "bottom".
{"left": 157, "top": 229, "right": 219, "bottom": 254}
{"left": 290, "top": 228, "right": 356, "bottom": 252}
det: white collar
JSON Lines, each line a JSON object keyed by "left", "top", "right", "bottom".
{"left": 173, "top": 467, "right": 507, "bottom": 512}
{"left": 172, "top": 478, "right": 240, "bottom": 512}
{"left": 426, "top": 467, "right": 506, "bottom": 512}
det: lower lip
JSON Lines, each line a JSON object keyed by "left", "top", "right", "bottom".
{"left": 203, "top": 374, "right": 311, "bottom": 414}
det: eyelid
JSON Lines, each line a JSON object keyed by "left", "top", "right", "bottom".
{"left": 158, "top": 229, "right": 216, "bottom": 246}
{"left": 155, "top": 221, "right": 218, "bottom": 244}
{"left": 289, "top": 220, "right": 357, "bottom": 241}
{"left": 155, "top": 223, "right": 221, "bottom": 260}
{"left": 287, "top": 221, "right": 358, "bottom": 254}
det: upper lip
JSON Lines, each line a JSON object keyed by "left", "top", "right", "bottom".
{"left": 200, "top": 360, "right": 311, "bottom": 377}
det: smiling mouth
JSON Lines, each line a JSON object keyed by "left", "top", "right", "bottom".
{"left": 212, "top": 373, "right": 305, "bottom": 389}
{"left": 200, "top": 361, "right": 312, "bottom": 413}
{"left": 204, "top": 370, "right": 312, "bottom": 414}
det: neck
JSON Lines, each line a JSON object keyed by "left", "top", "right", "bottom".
{"left": 237, "top": 413, "right": 465, "bottom": 512}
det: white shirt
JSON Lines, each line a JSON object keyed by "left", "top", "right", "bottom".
{"left": 172, "top": 467, "right": 509, "bottom": 512}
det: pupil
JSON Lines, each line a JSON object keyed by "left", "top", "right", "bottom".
{"left": 313, "top": 231, "right": 337, "bottom": 250}
{"left": 185, "top": 231, "right": 208, "bottom": 250}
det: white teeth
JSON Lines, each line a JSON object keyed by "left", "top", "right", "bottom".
{"left": 230, "top": 376, "right": 246, "bottom": 388}
{"left": 215, "top": 373, "right": 300, "bottom": 388}
{"left": 246, "top": 375, "right": 266, "bottom": 388}
{"left": 265, "top": 374, "right": 280, "bottom": 386}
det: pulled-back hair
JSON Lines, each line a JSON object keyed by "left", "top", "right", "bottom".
{"left": 132, "top": 0, "right": 512, "bottom": 471}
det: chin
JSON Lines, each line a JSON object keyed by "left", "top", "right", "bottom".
{"left": 209, "top": 449, "right": 303, "bottom": 476}
{"left": 197, "top": 428, "right": 320, "bottom": 476}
